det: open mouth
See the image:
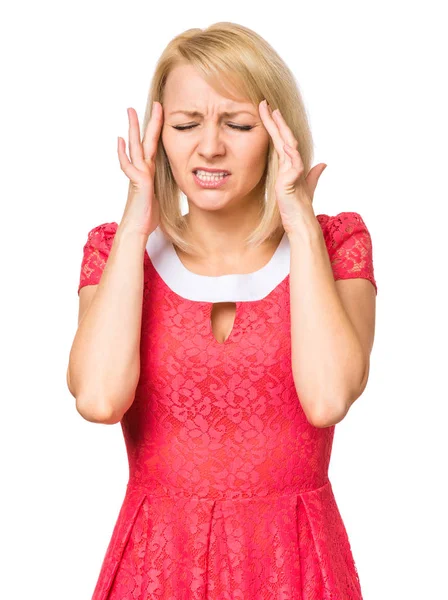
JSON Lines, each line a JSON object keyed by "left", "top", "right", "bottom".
{"left": 192, "top": 171, "right": 231, "bottom": 187}
{"left": 193, "top": 170, "right": 230, "bottom": 177}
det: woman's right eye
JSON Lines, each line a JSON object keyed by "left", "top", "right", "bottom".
{"left": 172, "top": 124, "right": 254, "bottom": 132}
{"left": 173, "top": 124, "right": 196, "bottom": 130}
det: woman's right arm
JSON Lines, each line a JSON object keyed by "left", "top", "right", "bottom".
{"left": 67, "top": 102, "right": 164, "bottom": 424}
{"left": 67, "top": 224, "right": 149, "bottom": 424}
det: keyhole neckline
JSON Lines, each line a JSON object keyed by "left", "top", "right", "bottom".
{"left": 207, "top": 301, "right": 240, "bottom": 345}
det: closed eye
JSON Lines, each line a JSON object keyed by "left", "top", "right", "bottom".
{"left": 172, "top": 124, "right": 254, "bottom": 131}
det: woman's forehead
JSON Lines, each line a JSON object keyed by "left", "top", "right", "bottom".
{"left": 167, "top": 109, "right": 257, "bottom": 118}
{"left": 164, "top": 64, "right": 252, "bottom": 107}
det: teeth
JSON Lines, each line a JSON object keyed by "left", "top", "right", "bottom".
{"left": 195, "top": 170, "right": 228, "bottom": 180}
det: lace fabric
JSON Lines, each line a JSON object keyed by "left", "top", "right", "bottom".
{"left": 78, "top": 222, "right": 119, "bottom": 295}
{"left": 318, "top": 212, "right": 377, "bottom": 295}
{"left": 77, "top": 212, "right": 376, "bottom": 599}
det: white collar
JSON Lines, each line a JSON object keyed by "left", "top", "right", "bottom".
{"left": 145, "top": 226, "right": 290, "bottom": 302}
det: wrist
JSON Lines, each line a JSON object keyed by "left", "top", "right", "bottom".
{"left": 116, "top": 222, "right": 150, "bottom": 246}
{"left": 286, "top": 211, "right": 322, "bottom": 246}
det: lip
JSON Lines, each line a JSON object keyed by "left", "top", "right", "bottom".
{"left": 192, "top": 167, "right": 231, "bottom": 174}
{"left": 192, "top": 171, "right": 231, "bottom": 188}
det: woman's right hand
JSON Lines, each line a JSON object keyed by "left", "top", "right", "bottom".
{"left": 117, "top": 102, "right": 164, "bottom": 238}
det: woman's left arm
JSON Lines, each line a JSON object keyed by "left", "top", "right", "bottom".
{"left": 287, "top": 210, "right": 376, "bottom": 429}
{"left": 258, "top": 100, "right": 376, "bottom": 428}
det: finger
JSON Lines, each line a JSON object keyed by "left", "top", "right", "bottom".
{"left": 142, "top": 101, "right": 164, "bottom": 162}
{"left": 272, "top": 111, "right": 300, "bottom": 170}
{"left": 259, "top": 100, "right": 287, "bottom": 163}
{"left": 127, "top": 108, "right": 144, "bottom": 167}
{"left": 295, "top": 162, "right": 324, "bottom": 201}
{"left": 283, "top": 143, "right": 304, "bottom": 176}
{"left": 117, "top": 136, "right": 144, "bottom": 182}
{"left": 305, "top": 163, "right": 327, "bottom": 196}
{"left": 272, "top": 109, "right": 299, "bottom": 150}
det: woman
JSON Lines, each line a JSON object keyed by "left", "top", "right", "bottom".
{"left": 68, "top": 21, "right": 377, "bottom": 599}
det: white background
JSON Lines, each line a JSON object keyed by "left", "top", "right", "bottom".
{"left": 1, "top": 1, "right": 447, "bottom": 598}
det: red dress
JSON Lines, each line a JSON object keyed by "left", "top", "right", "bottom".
{"left": 78, "top": 211, "right": 377, "bottom": 600}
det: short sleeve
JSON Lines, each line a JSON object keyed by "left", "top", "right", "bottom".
{"left": 320, "top": 211, "right": 377, "bottom": 295}
{"left": 78, "top": 222, "right": 119, "bottom": 295}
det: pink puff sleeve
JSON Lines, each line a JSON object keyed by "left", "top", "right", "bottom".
{"left": 320, "top": 211, "right": 377, "bottom": 295}
{"left": 78, "top": 222, "right": 119, "bottom": 295}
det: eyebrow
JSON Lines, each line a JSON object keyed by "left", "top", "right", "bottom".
{"left": 169, "top": 110, "right": 255, "bottom": 118}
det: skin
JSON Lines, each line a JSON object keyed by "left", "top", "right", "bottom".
{"left": 161, "top": 62, "right": 282, "bottom": 268}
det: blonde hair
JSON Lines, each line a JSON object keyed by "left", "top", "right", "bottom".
{"left": 140, "top": 22, "right": 314, "bottom": 255}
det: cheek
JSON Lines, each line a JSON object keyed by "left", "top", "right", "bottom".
{"left": 161, "top": 125, "right": 169, "bottom": 147}
{"left": 161, "top": 132, "right": 184, "bottom": 171}
{"left": 163, "top": 132, "right": 193, "bottom": 163}
{"left": 242, "top": 140, "right": 269, "bottom": 173}
{"left": 242, "top": 129, "right": 269, "bottom": 153}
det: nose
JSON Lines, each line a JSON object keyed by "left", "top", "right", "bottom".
{"left": 196, "top": 123, "right": 226, "bottom": 158}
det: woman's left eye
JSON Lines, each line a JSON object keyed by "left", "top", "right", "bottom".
{"left": 173, "top": 124, "right": 253, "bottom": 131}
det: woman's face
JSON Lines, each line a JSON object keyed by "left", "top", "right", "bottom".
{"left": 161, "top": 63, "right": 270, "bottom": 213}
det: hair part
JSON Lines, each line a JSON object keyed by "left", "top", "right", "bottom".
{"left": 139, "top": 22, "right": 314, "bottom": 255}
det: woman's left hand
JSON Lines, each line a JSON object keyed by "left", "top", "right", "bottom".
{"left": 259, "top": 99, "right": 327, "bottom": 235}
